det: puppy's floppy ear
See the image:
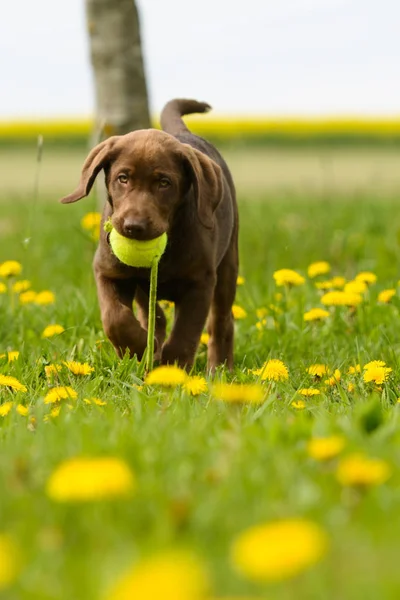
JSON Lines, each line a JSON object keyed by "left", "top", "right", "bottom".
{"left": 60, "top": 136, "right": 119, "bottom": 204}
{"left": 181, "top": 144, "right": 223, "bottom": 229}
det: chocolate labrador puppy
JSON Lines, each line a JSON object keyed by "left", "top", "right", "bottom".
{"left": 60, "top": 99, "right": 238, "bottom": 370}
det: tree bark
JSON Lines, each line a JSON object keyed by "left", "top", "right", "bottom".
{"left": 86, "top": 0, "right": 151, "bottom": 138}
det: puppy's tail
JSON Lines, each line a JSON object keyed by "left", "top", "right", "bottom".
{"left": 160, "top": 98, "right": 211, "bottom": 135}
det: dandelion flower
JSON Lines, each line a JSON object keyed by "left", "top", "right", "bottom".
{"left": 273, "top": 269, "right": 305, "bottom": 287}
{"left": 231, "top": 519, "right": 328, "bottom": 582}
{"left": 236, "top": 275, "right": 245, "bottom": 285}
{"left": 81, "top": 212, "right": 102, "bottom": 240}
{"left": 213, "top": 383, "right": 264, "bottom": 405}
{"left": 307, "top": 261, "right": 331, "bottom": 278}
{"left": 35, "top": 291, "right": 55, "bottom": 305}
{"left": 315, "top": 280, "right": 333, "bottom": 290}
{"left": 145, "top": 365, "right": 187, "bottom": 386}
{"left": 347, "top": 383, "right": 355, "bottom": 393}
{"left": 0, "top": 402, "right": 13, "bottom": 417}
{"left": 307, "top": 364, "right": 329, "bottom": 378}
{"left": 64, "top": 361, "right": 94, "bottom": 376}
{"left": 363, "top": 365, "right": 392, "bottom": 385}
{"left": 256, "top": 307, "right": 268, "bottom": 319}
{"left": 364, "top": 360, "right": 386, "bottom": 370}
{"left": 304, "top": 308, "right": 330, "bottom": 322}
{"left": 356, "top": 271, "right": 377, "bottom": 285}
{"left": 44, "top": 406, "right": 61, "bottom": 421}
{"left": 256, "top": 359, "right": 289, "bottom": 382}
{"left": 200, "top": 332, "right": 210, "bottom": 345}
{"left": 16, "top": 404, "right": 29, "bottom": 416}
{"left": 344, "top": 280, "right": 367, "bottom": 295}
{"left": 307, "top": 436, "right": 345, "bottom": 461}
{"left": 84, "top": 397, "right": 107, "bottom": 406}
{"left": 299, "top": 388, "right": 320, "bottom": 397}
{"left": 348, "top": 364, "right": 361, "bottom": 374}
{"left": 12, "top": 280, "right": 31, "bottom": 293}
{"left": 19, "top": 290, "right": 37, "bottom": 305}
{"left": 44, "top": 364, "right": 63, "bottom": 378}
{"left": 291, "top": 400, "right": 306, "bottom": 409}
{"left": 378, "top": 289, "right": 396, "bottom": 303}
{"left": 336, "top": 454, "right": 391, "bottom": 487}
{"left": 44, "top": 386, "right": 77, "bottom": 404}
{"left": 0, "top": 261, "right": 22, "bottom": 278}
{"left": 184, "top": 376, "right": 208, "bottom": 396}
{"left": 46, "top": 457, "right": 135, "bottom": 502}
{"left": 0, "top": 535, "right": 19, "bottom": 590}
{"left": 0, "top": 351, "right": 19, "bottom": 363}
{"left": 321, "top": 291, "right": 362, "bottom": 307}
{"left": 0, "top": 283, "right": 6, "bottom": 294}
{"left": 42, "top": 324, "right": 65, "bottom": 338}
{"left": 324, "top": 369, "right": 341, "bottom": 386}
{"left": 0, "top": 375, "right": 27, "bottom": 393}
{"left": 232, "top": 305, "right": 247, "bottom": 319}
{"left": 106, "top": 551, "right": 209, "bottom": 600}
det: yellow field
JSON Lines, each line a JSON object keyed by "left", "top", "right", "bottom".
{"left": 2, "top": 116, "right": 400, "bottom": 141}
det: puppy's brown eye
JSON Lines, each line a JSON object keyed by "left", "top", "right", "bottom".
{"left": 158, "top": 177, "right": 171, "bottom": 189}
{"left": 118, "top": 174, "right": 128, "bottom": 184}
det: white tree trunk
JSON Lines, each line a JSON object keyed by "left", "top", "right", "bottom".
{"left": 86, "top": 0, "right": 150, "bottom": 137}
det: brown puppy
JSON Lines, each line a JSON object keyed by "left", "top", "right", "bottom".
{"left": 60, "top": 99, "right": 238, "bottom": 370}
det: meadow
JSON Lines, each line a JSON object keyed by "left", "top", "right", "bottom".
{"left": 1, "top": 145, "right": 400, "bottom": 599}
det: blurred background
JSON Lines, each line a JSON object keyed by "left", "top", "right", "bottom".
{"left": 1, "top": 0, "right": 400, "bottom": 199}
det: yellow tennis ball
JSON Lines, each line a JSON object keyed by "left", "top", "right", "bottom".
{"left": 109, "top": 229, "right": 167, "bottom": 268}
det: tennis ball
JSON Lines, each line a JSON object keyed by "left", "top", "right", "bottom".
{"left": 108, "top": 228, "right": 167, "bottom": 268}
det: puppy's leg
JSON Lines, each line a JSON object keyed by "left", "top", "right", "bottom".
{"left": 161, "top": 283, "right": 214, "bottom": 369}
{"left": 95, "top": 271, "right": 148, "bottom": 359}
{"left": 207, "top": 235, "right": 238, "bottom": 371}
{"left": 135, "top": 287, "right": 167, "bottom": 361}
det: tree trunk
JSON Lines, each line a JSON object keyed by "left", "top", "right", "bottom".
{"left": 86, "top": 0, "right": 151, "bottom": 138}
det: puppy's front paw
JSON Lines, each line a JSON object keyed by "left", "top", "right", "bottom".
{"left": 161, "top": 342, "right": 194, "bottom": 370}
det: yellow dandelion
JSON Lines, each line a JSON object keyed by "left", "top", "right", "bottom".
{"left": 321, "top": 291, "right": 362, "bottom": 307}
{"left": 35, "top": 290, "right": 55, "bottom": 305}
{"left": 44, "top": 364, "right": 63, "bottom": 378}
{"left": 231, "top": 519, "right": 328, "bottom": 582}
{"left": 336, "top": 454, "right": 391, "bottom": 487}
{"left": 0, "top": 351, "right": 19, "bottom": 363}
{"left": 0, "top": 261, "right": 22, "bottom": 278}
{"left": 356, "top": 271, "right": 377, "bottom": 285}
{"left": 0, "top": 402, "right": 13, "bottom": 417}
{"left": 273, "top": 269, "right": 305, "bottom": 287}
{"left": 44, "top": 405, "right": 61, "bottom": 421}
{"left": 291, "top": 400, "right": 306, "bottom": 409}
{"left": 44, "top": 386, "right": 77, "bottom": 404}
{"left": 12, "top": 279, "right": 31, "bottom": 293}
{"left": 307, "top": 261, "right": 331, "bottom": 278}
{"left": 256, "top": 359, "right": 289, "bottom": 382}
{"left": 213, "top": 383, "right": 264, "bottom": 405}
{"left": 232, "top": 305, "right": 247, "bottom": 319}
{"left": 344, "top": 280, "right": 367, "bottom": 295}
{"left": 16, "top": 404, "right": 29, "bottom": 416}
{"left": 315, "top": 280, "right": 333, "bottom": 290}
{"left": 184, "top": 376, "right": 208, "bottom": 396}
{"left": 363, "top": 366, "right": 392, "bottom": 385}
{"left": 304, "top": 308, "right": 330, "bottom": 322}
{"left": 0, "top": 375, "right": 27, "bottom": 393}
{"left": 378, "top": 289, "right": 396, "bottom": 303}
{"left": 145, "top": 365, "right": 187, "bottom": 386}
{"left": 42, "top": 324, "right": 65, "bottom": 338}
{"left": 307, "top": 364, "right": 329, "bottom": 377}
{"left": 64, "top": 361, "right": 94, "bottom": 376}
{"left": 0, "top": 535, "right": 19, "bottom": 590}
{"left": 324, "top": 369, "right": 341, "bottom": 386}
{"left": 0, "top": 283, "right": 6, "bottom": 294}
{"left": 89, "top": 397, "right": 107, "bottom": 406}
{"left": 364, "top": 360, "right": 386, "bottom": 370}
{"left": 256, "top": 307, "right": 268, "bottom": 319}
{"left": 200, "top": 332, "right": 210, "bottom": 345}
{"left": 46, "top": 457, "right": 135, "bottom": 502}
{"left": 81, "top": 212, "right": 102, "bottom": 241}
{"left": 19, "top": 290, "right": 37, "bottom": 304}
{"left": 299, "top": 388, "right": 321, "bottom": 397}
{"left": 255, "top": 318, "right": 267, "bottom": 331}
{"left": 347, "top": 383, "right": 355, "bottom": 393}
{"left": 331, "top": 276, "right": 347, "bottom": 289}
{"left": 348, "top": 364, "right": 361, "bottom": 374}
{"left": 236, "top": 275, "right": 245, "bottom": 285}
{"left": 106, "top": 551, "right": 209, "bottom": 600}
{"left": 307, "top": 436, "right": 345, "bottom": 461}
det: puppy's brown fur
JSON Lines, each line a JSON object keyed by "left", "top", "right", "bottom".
{"left": 60, "top": 99, "right": 238, "bottom": 370}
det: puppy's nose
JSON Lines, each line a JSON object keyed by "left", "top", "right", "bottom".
{"left": 122, "top": 218, "right": 148, "bottom": 239}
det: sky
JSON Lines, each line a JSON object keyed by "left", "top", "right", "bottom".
{"left": 1, "top": 0, "right": 399, "bottom": 118}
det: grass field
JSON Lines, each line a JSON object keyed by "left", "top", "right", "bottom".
{"left": 1, "top": 147, "right": 400, "bottom": 599}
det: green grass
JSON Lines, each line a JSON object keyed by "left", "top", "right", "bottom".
{"left": 2, "top": 171, "right": 400, "bottom": 599}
